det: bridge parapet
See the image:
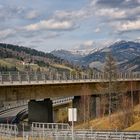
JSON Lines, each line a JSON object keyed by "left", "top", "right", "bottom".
{"left": 0, "top": 72, "right": 140, "bottom": 85}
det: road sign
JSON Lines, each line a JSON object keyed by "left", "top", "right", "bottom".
{"left": 68, "top": 108, "right": 77, "bottom": 122}
{"left": 68, "top": 108, "right": 77, "bottom": 140}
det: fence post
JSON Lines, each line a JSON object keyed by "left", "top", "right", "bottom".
{"left": 0, "top": 72, "right": 3, "bottom": 84}
{"left": 120, "top": 134, "right": 123, "bottom": 140}
{"left": 9, "top": 72, "right": 13, "bottom": 83}
{"left": 35, "top": 72, "right": 38, "bottom": 83}
{"left": 41, "top": 73, "right": 45, "bottom": 83}
{"left": 31, "top": 123, "right": 33, "bottom": 140}
{"left": 94, "top": 133, "right": 97, "bottom": 140}
{"left": 136, "top": 135, "right": 139, "bottom": 140}
{"left": 14, "top": 125, "right": 17, "bottom": 140}
{"left": 22, "top": 123, "right": 24, "bottom": 140}
{"left": 18, "top": 72, "right": 22, "bottom": 83}
{"left": 27, "top": 72, "right": 30, "bottom": 83}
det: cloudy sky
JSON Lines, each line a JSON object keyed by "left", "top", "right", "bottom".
{"left": 0, "top": 0, "right": 140, "bottom": 52}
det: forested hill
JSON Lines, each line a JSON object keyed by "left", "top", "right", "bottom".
{"left": 0, "top": 43, "right": 63, "bottom": 63}
{"left": 0, "top": 43, "right": 75, "bottom": 72}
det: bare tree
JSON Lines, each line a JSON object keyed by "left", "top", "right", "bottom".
{"left": 104, "top": 53, "right": 119, "bottom": 124}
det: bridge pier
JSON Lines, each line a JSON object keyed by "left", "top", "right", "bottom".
{"left": 95, "top": 96, "right": 101, "bottom": 117}
{"left": 73, "top": 95, "right": 101, "bottom": 122}
{"left": 28, "top": 98, "right": 53, "bottom": 123}
{"left": 53, "top": 109, "right": 59, "bottom": 122}
{"left": 132, "top": 90, "right": 140, "bottom": 105}
{"left": 126, "top": 90, "right": 140, "bottom": 106}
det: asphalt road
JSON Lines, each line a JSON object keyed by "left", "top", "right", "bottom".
{"left": 0, "top": 105, "right": 27, "bottom": 118}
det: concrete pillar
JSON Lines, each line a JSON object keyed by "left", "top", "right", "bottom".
{"left": 53, "top": 109, "right": 59, "bottom": 122}
{"left": 133, "top": 90, "right": 140, "bottom": 105}
{"left": 90, "top": 95, "right": 97, "bottom": 118}
{"left": 89, "top": 95, "right": 101, "bottom": 118}
{"left": 72, "top": 95, "right": 101, "bottom": 122}
{"left": 28, "top": 98, "right": 53, "bottom": 123}
{"left": 95, "top": 96, "right": 101, "bottom": 117}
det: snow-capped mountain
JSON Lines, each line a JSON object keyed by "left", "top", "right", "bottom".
{"left": 51, "top": 47, "right": 101, "bottom": 63}
{"left": 51, "top": 41, "right": 140, "bottom": 72}
{"left": 81, "top": 40, "right": 140, "bottom": 71}
{"left": 51, "top": 49, "right": 83, "bottom": 63}
{"left": 51, "top": 40, "right": 105, "bottom": 62}
{"left": 70, "top": 47, "right": 101, "bottom": 56}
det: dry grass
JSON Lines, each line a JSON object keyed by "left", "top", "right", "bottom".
{"left": 0, "top": 59, "right": 14, "bottom": 67}
{"left": 75, "top": 104, "right": 140, "bottom": 131}
{"left": 125, "top": 121, "right": 140, "bottom": 131}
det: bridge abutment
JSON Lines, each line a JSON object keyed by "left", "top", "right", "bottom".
{"left": 28, "top": 98, "right": 53, "bottom": 123}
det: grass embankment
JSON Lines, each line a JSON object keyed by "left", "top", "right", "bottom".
{"left": 125, "top": 104, "right": 140, "bottom": 131}
{"left": 125, "top": 121, "right": 140, "bottom": 131}
{"left": 76, "top": 104, "right": 140, "bottom": 131}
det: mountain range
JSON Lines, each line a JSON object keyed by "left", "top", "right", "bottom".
{"left": 51, "top": 41, "right": 140, "bottom": 72}
{"left": 0, "top": 41, "right": 139, "bottom": 73}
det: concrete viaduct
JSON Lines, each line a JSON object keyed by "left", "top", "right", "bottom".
{"left": 0, "top": 72, "right": 140, "bottom": 123}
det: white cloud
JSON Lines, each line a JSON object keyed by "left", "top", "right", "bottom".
{"left": 54, "top": 9, "right": 90, "bottom": 21}
{"left": 94, "top": 27, "right": 101, "bottom": 33}
{"left": 96, "top": 8, "right": 126, "bottom": 19}
{"left": 115, "top": 20, "right": 140, "bottom": 32}
{"left": 0, "top": 29, "right": 16, "bottom": 39}
{"left": 83, "top": 40, "right": 94, "bottom": 47}
{"left": 25, "top": 19, "right": 76, "bottom": 31}
{"left": 74, "top": 40, "right": 95, "bottom": 50}
{"left": 25, "top": 10, "right": 40, "bottom": 19}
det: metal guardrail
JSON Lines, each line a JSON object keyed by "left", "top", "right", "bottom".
{"left": 0, "top": 72, "right": 140, "bottom": 85}
{"left": 0, "top": 124, "right": 18, "bottom": 138}
{"left": 30, "top": 122, "right": 140, "bottom": 140}
{"left": 53, "top": 97, "right": 74, "bottom": 106}
{"left": 0, "top": 122, "right": 139, "bottom": 139}
{"left": 71, "top": 130, "right": 140, "bottom": 140}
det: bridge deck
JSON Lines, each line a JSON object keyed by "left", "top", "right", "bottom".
{"left": 0, "top": 72, "right": 140, "bottom": 86}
